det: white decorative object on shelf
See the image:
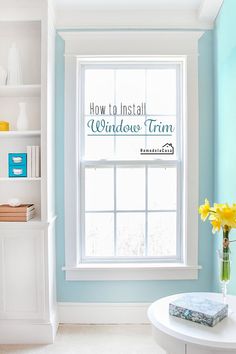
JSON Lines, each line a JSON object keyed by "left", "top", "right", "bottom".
{"left": 0, "top": 65, "right": 7, "bottom": 85}
{"left": 16, "top": 102, "right": 29, "bottom": 130}
{"left": 7, "top": 43, "right": 22, "bottom": 85}
{"left": 8, "top": 198, "right": 21, "bottom": 207}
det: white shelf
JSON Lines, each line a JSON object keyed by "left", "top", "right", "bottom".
{"left": 0, "top": 13, "right": 42, "bottom": 23}
{"left": 0, "top": 177, "right": 41, "bottom": 181}
{"left": 0, "top": 84, "right": 41, "bottom": 97}
{"left": 0, "top": 217, "right": 43, "bottom": 229}
{"left": 0, "top": 216, "right": 57, "bottom": 230}
{"left": 0, "top": 130, "right": 41, "bottom": 137}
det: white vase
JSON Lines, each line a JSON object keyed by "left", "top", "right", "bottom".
{"left": 7, "top": 43, "right": 22, "bottom": 85}
{"left": 0, "top": 65, "right": 7, "bottom": 85}
{"left": 16, "top": 102, "right": 28, "bottom": 130}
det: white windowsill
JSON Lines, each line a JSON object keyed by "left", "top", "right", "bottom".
{"left": 63, "top": 263, "right": 202, "bottom": 281}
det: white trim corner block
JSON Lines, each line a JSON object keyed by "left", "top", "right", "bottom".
{"left": 58, "top": 302, "right": 150, "bottom": 324}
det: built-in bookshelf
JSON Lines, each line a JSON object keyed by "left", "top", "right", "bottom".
{"left": 0, "top": 20, "right": 41, "bottom": 222}
{"left": 0, "top": 1, "right": 57, "bottom": 343}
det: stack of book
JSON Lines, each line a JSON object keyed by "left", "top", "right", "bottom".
{"left": 0, "top": 204, "right": 35, "bottom": 222}
{"left": 27, "top": 146, "right": 40, "bottom": 178}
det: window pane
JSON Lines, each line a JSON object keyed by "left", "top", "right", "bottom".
{"left": 146, "top": 69, "right": 176, "bottom": 115}
{"left": 148, "top": 212, "right": 176, "bottom": 256}
{"left": 85, "top": 135, "right": 114, "bottom": 160}
{"left": 115, "top": 135, "right": 144, "bottom": 160}
{"left": 116, "top": 70, "right": 145, "bottom": 106}
{"left": 85, "top": 69, "right": 114, "bottom": 115}
{"left": 148, "top": 167, "right": 176, "bottom": 210}
{"left": 85, "top": 213, "right": 114, "bottom": 256}
{"left": 115, "top": 115, "right": 145, "bottom": 159}
{"left": 117, "top": 212, "right": 145, "bottom": 256}
{"left": 145, "top": 115, "right": 176, "bottom": 160}
{"left": 85, "top": 116, "right": 115, "bottom": 159}
{"left": 116, "top": 168, "right": 145, "bottom": 210}
{"left": 85, "top": 168, "right": 114, "bottom": 211}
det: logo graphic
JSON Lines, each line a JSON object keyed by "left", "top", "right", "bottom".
{"left": 140, "top": 143, "right": 174, "bottom": 155}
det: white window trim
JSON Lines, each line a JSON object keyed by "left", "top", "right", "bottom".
{"left": 59, "top": 30, "right": 203, "bottom": 281}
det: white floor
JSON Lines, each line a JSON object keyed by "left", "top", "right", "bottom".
{"left": 0, "top": 325, "right": 164, "bottom": 354}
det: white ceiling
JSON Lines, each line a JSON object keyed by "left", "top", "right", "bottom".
{"left": 56, "top": 0, "right": 202, "bottom": 11}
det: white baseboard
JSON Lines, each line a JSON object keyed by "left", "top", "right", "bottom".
{"left": 0, "top": 321, "right": 59, "bottom": 344}
{"left": 58, "top": 302, "right": 151, "bottom": 324}
{"left": 0, "top": 303, "right": 150, "bottom": 344}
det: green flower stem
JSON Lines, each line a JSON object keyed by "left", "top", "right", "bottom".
{"left": 220, "top": 228, "right": 231, "bottom": 282}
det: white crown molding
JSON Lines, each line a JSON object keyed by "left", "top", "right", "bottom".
{"left": 55, "top": 9, "right": 213, "bottom": 29}
{"left": 59, "top": 30, "right": 204, "bottom": 56}
{"left": 58, "top": 302, "right": 150, "bottom": 324}
{"left": 2, "top": 0, "right": 222, "bottom": 28}
{"left": 198, "top": 0, "right": 224, "bottom": 22}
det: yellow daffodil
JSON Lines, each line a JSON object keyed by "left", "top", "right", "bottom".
{"left": 198, "top": 199, "right": 211, "bottom": 221}
{"left": 210, "top": 218, "right": 222, "bottom": 234}
{"left": 199, "top": 199, "right": 236, "bottom": 233}
{"left": 213, "top": 204, "right": 236, "bottom": 228}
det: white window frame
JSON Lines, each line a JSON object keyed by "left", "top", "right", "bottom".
{"left": 59, "top": 30, "right": 203, "bottom": 280}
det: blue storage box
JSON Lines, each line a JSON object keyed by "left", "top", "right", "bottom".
{"left": 8, "top": 153, "right": 27, "bottom": 177}
{"left": 9, "top": 165, "right": 27, "bottom": 177}
{"left": 8, "top": 153, "right": 27, "bottom": 166}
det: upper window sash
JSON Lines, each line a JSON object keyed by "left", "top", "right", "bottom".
{"left": 78, "top": 61, "right": 183, "bottom": 163}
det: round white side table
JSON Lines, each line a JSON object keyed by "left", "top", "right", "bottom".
{"left": 148, "top": 292, "right": 236, "bottom": 354}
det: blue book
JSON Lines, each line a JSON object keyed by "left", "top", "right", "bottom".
{"left": 169, "top": 294, "right": 228, "bottom": 327}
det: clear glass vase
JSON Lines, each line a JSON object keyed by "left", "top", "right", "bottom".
{"left": 218, "top": 227, "right": 231, "bottom": 303}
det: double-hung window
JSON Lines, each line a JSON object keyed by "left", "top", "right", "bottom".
{"left": 79, "top": 60, "right": 182, "bottom": 263}
{"left": 62, "top": 31, "right": 200, "bottom": 280}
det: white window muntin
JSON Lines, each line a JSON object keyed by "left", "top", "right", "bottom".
{"left": 77, "top": 59, "right": 184, "bottom": 264}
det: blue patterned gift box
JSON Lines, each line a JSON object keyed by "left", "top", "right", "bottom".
{"left": 169, "top": 294, "right": 228, "bottom": 327}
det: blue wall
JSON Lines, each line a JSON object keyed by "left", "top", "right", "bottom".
{"left": 213, "top": 0, "right": 236, "bottom": 293}
{"left": 55, "top": 31, "right": 214, "bottom": 302}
